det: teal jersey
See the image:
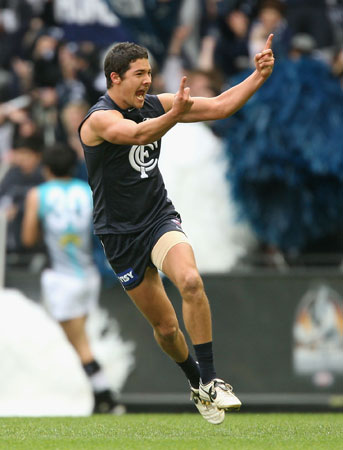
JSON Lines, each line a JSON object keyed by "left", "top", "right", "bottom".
{"left": 38, "top": 178, "right": 96, "bottom": 278}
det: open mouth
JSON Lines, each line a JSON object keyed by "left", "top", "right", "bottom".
{"left": 135, "top": 90, "right": 146, "bottom": 101}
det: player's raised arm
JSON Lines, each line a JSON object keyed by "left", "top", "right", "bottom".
{"left": 159, "top": 34, "right": 275, "bottom": 123}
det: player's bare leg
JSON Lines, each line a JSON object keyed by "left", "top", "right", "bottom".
{"left": 60, "top": 316, "right": 93, "bottom": 363}
{"left": 162, "top": 243, "right": 241, "bottom": 412}
{"left": 60, "top": 316, "right": 123, "bottom": 414}
{"left": 127, "top": 266, "right": 224, "bottom": 424}
{"left": 160, "top": 244, "right": 225, "bottom": 421}
{"left": 161, "top": 243, "right": 212, "bottom": 345}
{"left": 127, "top": 266, "right": 188, "bottom": 362}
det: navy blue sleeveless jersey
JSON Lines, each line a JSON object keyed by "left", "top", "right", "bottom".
{"left": 79, "top": 93, "right": 177, "bottom": 234}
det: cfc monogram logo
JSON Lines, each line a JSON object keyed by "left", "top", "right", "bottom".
{"left": 129, "top": 141, "right": 158, "bottom": 178}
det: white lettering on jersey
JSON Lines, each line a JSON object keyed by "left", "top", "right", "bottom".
{"left": 129, "top": 141, "right": 158, "bottom": 178}
{"left": 44, "top": 185, "right": 92, "bottom": 233}
{"left": 118, "top": 270, "right": 134, "bottom": 283}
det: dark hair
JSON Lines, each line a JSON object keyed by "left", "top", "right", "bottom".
{"left": 13, "top": 134, "right": 44, "bottom": 153}
{"left": 104, "top": 42, "right": 149, "bottom": 89}
{"left": 260, "top": 0, "right": 285, "bottom": 15}
{"left": 42, "top": 144, "right": 77, "bottom": 177}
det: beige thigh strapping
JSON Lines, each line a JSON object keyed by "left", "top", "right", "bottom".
{"left": 151, "top": 231, "right": 190, "bottom": 271}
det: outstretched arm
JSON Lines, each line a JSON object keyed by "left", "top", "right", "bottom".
{"left": 159, "top": 34, "right": 275, "bottom": 122}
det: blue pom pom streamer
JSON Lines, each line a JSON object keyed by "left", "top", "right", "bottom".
{"left": 223, "top": 58, "right": 343, "bottom": 251}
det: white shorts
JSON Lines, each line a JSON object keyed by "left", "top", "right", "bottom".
{"left": 41, "top": 269, "right": 101, "bottom": 322}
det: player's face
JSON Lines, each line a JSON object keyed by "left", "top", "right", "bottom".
{"left": 118, "top": 58, "right": 152, "bottom": 109}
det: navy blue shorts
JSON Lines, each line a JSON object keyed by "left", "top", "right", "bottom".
{"left": 99, "top": 214, "right": 186, "bottom": 290}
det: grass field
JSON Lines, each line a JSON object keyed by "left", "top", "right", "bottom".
{"left": 0, "top": 413, "right": 342, "bottom": 450}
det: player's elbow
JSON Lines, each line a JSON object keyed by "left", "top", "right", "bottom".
{"left": 214, "top": 94, "right": 237, "bottom": 119}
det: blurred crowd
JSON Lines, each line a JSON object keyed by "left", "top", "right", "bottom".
{"left": 0, "top": 0, "right": 342, "bottom": 269}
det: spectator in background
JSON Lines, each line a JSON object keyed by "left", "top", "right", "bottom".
{"left": 56, "top": 41, "right": 87, "bottom": 109}
{"left": 0, "top": 101, "right": 34, "bottom": 169}
{"left": 10, "top": 107, "right": 40, "bottom": 143}
{"left": 21, "top": 144, "right": 124, "bottom": 414}
{"left": 31, "top": 27, "right": 62, "bottom": 88}
{"left": 213, "top": 6, "right": 251, "bottom": 77}
{"left": 288, "top": 33, "right": 317, "bottom": 61}
{"left": 248, "top": 0, "right": 292, "bottom": 64}
{"left": 28, "top": 27, "right": 63, "bottom": 146}
{"left": 0, "top": 0, "right": 34, "bottom": 71}
{"left": 74, "top": 41, "right": 103, "bottom": 105}
{"left": 60, "top": 100, "right": 90, "bottom": 181}
{"left": 0, "top": 134, "right": 44, "bottom": 253}
{"left": 198, "top": 0, "right": 257, "bottom": 75}
{"left": 10, "top": 56, "right": 34, "bottom": 96}
{"left": 285, "top": 0, "right": 334, "bottom": 50}
{"left": 197, "top": 0, "right": 220, "bottom": 71}
{"left": 31, "top": 85, "right": 59, "bottom": 146}
{"left": 166, "top": 0, "right": 203, "bottom": 69}
{"left": 32, "top": 28, "right": 62, "bottom": 87}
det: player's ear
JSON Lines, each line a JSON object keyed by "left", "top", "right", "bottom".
{"left": 110, "top": 72, "right": 121, "bottom": 85}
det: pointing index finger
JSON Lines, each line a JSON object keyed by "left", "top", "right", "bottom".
{"left": 179, "top": 76, "right": 187, "bottom": 92}
{"left": 263, "top": 33, "right": 274, "bottom": 50}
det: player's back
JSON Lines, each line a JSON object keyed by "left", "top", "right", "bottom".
{"left": 38, "top": 178, "right": 96, "bottom": 278}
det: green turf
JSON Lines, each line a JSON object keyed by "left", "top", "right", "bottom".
{"left": 0, "top": 413, "right": 342, "bottom": 450}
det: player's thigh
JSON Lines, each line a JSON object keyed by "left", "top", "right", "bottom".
{"left": 127, "top": 266, "right": 178, "bottom": 329}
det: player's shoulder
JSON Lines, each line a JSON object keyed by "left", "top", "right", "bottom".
{"left": 89, "top": 108, "right": 123, "bottom": 126}
{"left": 82, "top": 93, "right": 123, "bottom": 126}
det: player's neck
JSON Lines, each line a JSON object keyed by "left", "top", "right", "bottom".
{"left": 107, "top": 89, "right": 133, "bottom": 111}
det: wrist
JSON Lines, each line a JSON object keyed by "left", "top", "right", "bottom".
{"left": 252, "top": 69, "right": 268, "bottom": 86}
{"left": 166, "top": 107, "right": 180, "bottom": 122}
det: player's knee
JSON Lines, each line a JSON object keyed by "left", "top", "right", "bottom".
{"left": 154, "top": 322, "right": 179, "bottom": 344}
{"left": 179, "top": 269, "right": 203, "bottom": 298}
